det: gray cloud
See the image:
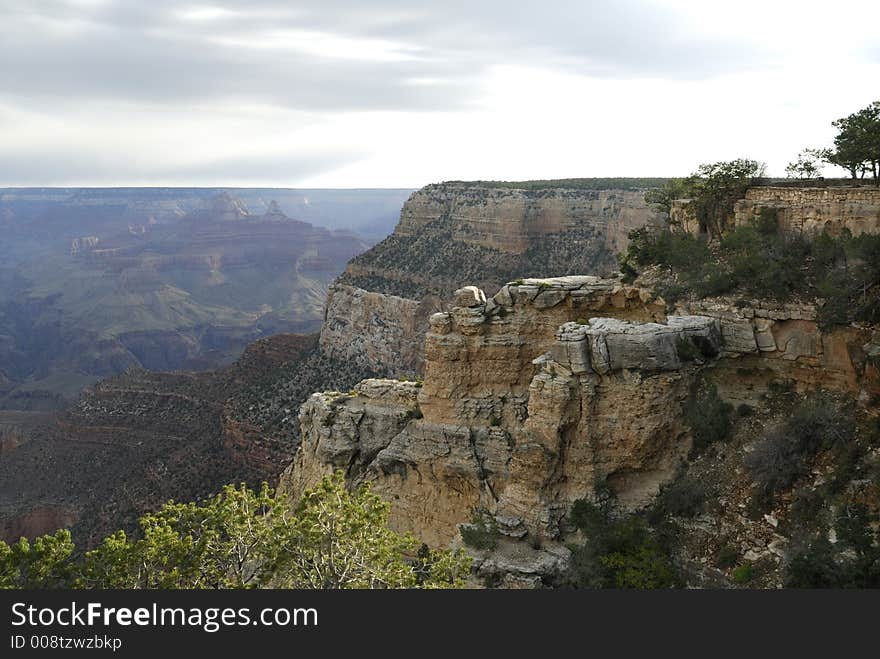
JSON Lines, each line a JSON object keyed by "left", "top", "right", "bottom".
{"left": 0, "top": 0, "right": 773, "bottom": 113}
{"left": 0, "top": 142, "right": 364, "bottom": 186}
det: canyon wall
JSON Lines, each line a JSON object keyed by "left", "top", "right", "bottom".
{"left": 395, "top": 184, "right": 659, "bottom": 255}
{"left": 673, "top": 185, "right": 880, "bottom": 236}
{"left": 734, "top": 186, "right": 880, "bottom": 235}
{"left": 284, "top": 275, "right": 878, "bottom": 577}
{"left": 320, "top": 182, "right": 666, "bottom": 376}
{"left": 285, "top": 277, "right": 700, "bottom": 550}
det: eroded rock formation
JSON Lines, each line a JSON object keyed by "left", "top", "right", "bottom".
{"left": 322, "top": 182, "right": 666, "bottom": 375}
{"left": 673, "top": 185, "right": 880, "bottom": 237}
{"left": 284, "top": 272, "right": 879, "bottom": 585}
{"left": 284, "top": 277, "right": 706, "bottom": 548}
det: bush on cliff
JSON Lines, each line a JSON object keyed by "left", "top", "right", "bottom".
{"left": 622, "top": 220, "right": 880, "bottom": 331}
{"left": 0, "top": 473, "right": 470, "bottom": 590}
{"left": 569, "top": 493, "right": 679, "bottom": 589}
{"left": 785, "top": 502, "right": 880, "bottom": 588}
{"left": 745, "top": 393, "right": 856, "bottom": 497}
{"left": 684, "top": 381, "right": 734, "bottom": 459}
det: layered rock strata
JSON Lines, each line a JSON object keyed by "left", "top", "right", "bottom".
{"left": 284, "top": 276, "right": 712, "bottom": 551}
{"left": 672, "top": 185, "right": 880, "bottom": 237}
{"left": 286, "top": 274, "right": 879, "bottom": 570}
{"left": 322, "top": 182, "right": 666, "bottom": 375}
{"left": 733, "top": 186, "right": 880, "bottom": 235}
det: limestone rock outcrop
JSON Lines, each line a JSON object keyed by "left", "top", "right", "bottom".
{"left": 285, "top": 273, "right": 879, "bottom": 562}
{"left": 679, "top": 298, "right": 875, "bottom": 406}
{"left": 733, "top": 186, "right": 880, "bottom": 235}
{"left": 319, "top": 284, "right": 431, "bottom": 375}
{"left": 283, "top": 276, "right": 710, "bottom": 548}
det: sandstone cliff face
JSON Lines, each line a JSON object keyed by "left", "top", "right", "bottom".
{"left": 734, "top": 186, "right": 880, "bottom": 235}
{"left": 318, "top": 284, "right": 431, "bottom": 375}
{"left": 672, "top": 186, "right": 880, "bottom": 236}
{"left": 678, "top": 298, "right": 876, "bottom": 405}
{"left": 396, "top": 184, "right": 660, "bottom": 255}
{"left": 284, "top": 275, "right": 879, "bottom": 576}
{"left": 322, "top": 182, "right": 665, "bottom": 376}
{"left": 283, "top": 276, "right": 710, "bottom": 550}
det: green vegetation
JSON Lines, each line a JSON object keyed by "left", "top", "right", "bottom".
{"left": 0, "top": 473, "right": 470, "bottom": 589}
{"left": 643, "top": 178, "right": 692, "bottom": 219}
{"left": 621, "top": 219, "right": 880, "bottom": 331}
{"left": 740, "top": 391, "right": 880, "bottom": 588}
{"left": 643, "top": 159, "right": 765, "bottom": 235}
{"left": 732, "top": 564, "right": 754, "bottom": 584}
{"left": 785, "top": 149, "right": 824, "bottom": 179}
{"left": 459, "top": 509, "right": 501, "bottom": 551}
{"left": 686, "top": 159, "right": 767, "bottom": 235}
{"left": 569, "top": 491, "right": 679, "bottom": 589}
{"left": 745, "top": 392, "right": 855, "bottom": 498}
{"left": 785, "top": 503, "right": 880, "bottom": 588}
{"left": 805, "top": 101, "right": 880, "bottom": 182}
{"left": 651, "top": 475, "right": 709, "bottom": 520}
{"left": 683, "top": 380, "right": 734, "bottom": 459}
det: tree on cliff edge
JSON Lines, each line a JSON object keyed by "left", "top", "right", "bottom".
{"left": 815, "top": 101, "right": 880, "bottom": 182}
{"left": 0, "top": 474, "right": 470, "bottom": 589}
{"left": 645, "top": 159, "right": 765, "bottom": 236}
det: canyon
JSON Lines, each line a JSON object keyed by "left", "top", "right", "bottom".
{"left": 2, "top": 180, "right": 878, "bottom": 588}
{"left": 0, "top": 188, "right": 411, "bottom": 409}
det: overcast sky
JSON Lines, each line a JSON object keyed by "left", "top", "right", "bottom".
{"left": 1, "top": 0, "right": 879, "bottom": 187}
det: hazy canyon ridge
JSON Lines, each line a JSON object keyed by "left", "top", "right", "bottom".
{"left": 0, "top": 187, "right": 411, "bottom": 410}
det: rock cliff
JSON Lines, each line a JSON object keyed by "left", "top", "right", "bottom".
{"left": 733, "top": 186, "right": 880, "bottom": 235}
{"left": 672, "top": 185, "right": 880, "bottom": 237}
{"left": 322, "top": 181, "right": 666, "bottom": 375}
{"left": 283, "top": 273, "right": 878, "bottom": 584}
{"left": 285, "top": 277, "right": 702, "bottom": 546}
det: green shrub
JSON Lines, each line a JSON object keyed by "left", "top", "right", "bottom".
{"left": 746, "top": 393, "right": 855, "bottom": 495}
{"left": 651, "top": 476, "right": 708, "bottom": 520}
{"left": 618, "top": 216, "right": 880, "bottom": 331}
{"left": 732, "top": 563, "right": 753, "bottom": 584}
{"left": 571, "top": 515, "right": 679, "bottom": 589}
{"left": 785, "top": 536, "right": 847, "bottom": 588}
{"left": 684, "top": 381, "right": 734, "bottom": 459}
{"left": 459, "top": 510, "right": 500, "bottom": 551}
{"left": 755, "top": 207, "right": 779, "bottom": 235}
{"left": 570, "top": 485, "right": 678, "bottom": 589}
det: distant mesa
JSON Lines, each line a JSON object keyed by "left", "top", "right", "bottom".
{"left": 188, "top": 192, "right": 251, "bottom": 222}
